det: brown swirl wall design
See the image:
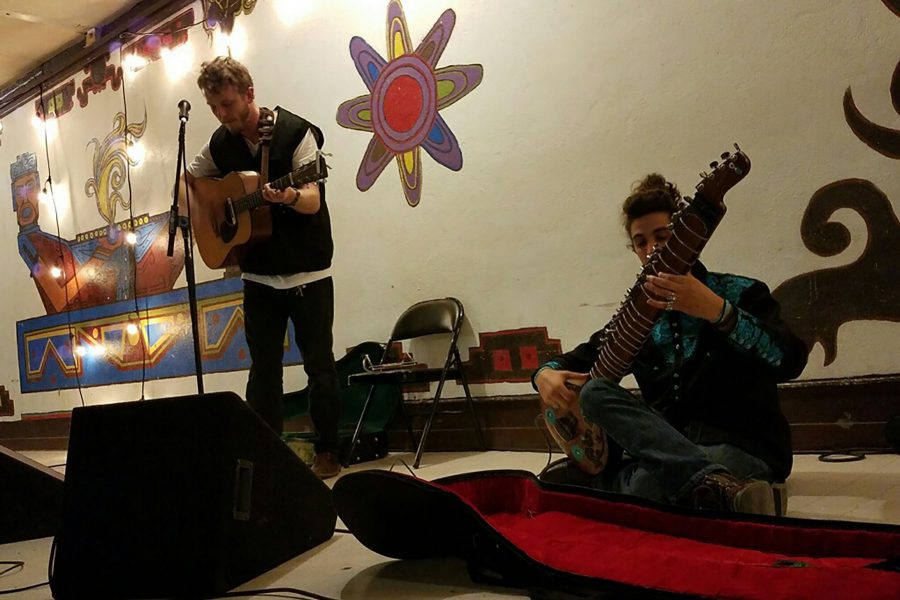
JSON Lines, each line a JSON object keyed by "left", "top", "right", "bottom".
{"left": 773, "top": 0, "right": 900, "bottom": 366}
{"left": 773, "top": 180, "right": 900, "bottom": 365}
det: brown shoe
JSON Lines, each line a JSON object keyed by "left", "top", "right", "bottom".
{"left": 690, "top": 472, "right": 776, "bottom": 516}
{"left": 311, "top": 451, "right": 342, "bottom": 480}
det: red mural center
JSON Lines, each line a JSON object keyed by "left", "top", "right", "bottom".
{"left": 383, "top": 75, "right": 423, "bottom": 133}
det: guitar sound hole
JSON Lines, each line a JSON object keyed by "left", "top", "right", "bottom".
{"left": 220, "top": 221, "right": 236, "bottom": 243}
{"left": 554, "top": 413, "right": 578, "bottom": 440}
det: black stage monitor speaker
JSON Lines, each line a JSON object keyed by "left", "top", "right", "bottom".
{"left": 887, "top": 415, "right": 900, "bottom": 454}
{"left": 50, "top": 391, "right": 336, "bottom": 599}
{"left": 0, "top": 445, "right": 64, "bottom": 544}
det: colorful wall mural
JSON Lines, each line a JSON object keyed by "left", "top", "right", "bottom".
{"left": 16, "top": 276, "right": 306, "bottom": 392}
{"left": 0, "top": 0, "right": 897, "bottom": 418}
{"left": 336, "top": 0, "right": 483, "bottom": 207}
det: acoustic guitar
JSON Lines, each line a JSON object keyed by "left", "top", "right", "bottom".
{"left": 188, "top": 153, "right": 328, "bottom": 269}
{"left": 541, "top": 145, "right": 752, "bottom": 475}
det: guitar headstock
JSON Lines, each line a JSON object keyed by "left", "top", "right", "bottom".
{"left": 694, "top": 143, "right": 751, "bottom": 204}
{"left": 291, "top": 152, "right": 329, "bottom": 186}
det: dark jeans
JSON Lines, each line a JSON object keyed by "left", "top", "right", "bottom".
{"left": 580, "top": 378, "right": 773, "bottom": 505}
{"left": 243, "top": 277, "right": 341, "bottom": 454}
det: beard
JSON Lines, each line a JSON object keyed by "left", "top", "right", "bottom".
{"left": 223, "top": 103, "right": 252, "bottom": 135}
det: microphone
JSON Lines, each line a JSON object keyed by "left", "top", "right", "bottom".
{"left": 178, "top": 99, "right": 191, "bottom": 122}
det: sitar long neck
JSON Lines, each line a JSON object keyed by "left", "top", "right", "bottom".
{"left": 589, "top": 193, "right": 726, "bottom": 382}
{"left": 587, "top": 145, "right": 751, "bottom": 382}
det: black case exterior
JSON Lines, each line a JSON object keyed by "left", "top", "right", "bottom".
{"left": 51, "top": 392, "right": 336, "bottom": 599}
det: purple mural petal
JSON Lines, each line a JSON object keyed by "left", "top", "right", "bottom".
{"left": 421, "top": 113, "right": 462, "bottom": 171}
{"left": 396, "top": 148, "right": 422, "bottom": 207}
{"left": 414, "top": 9, "right": 456, "bottom": 68}
{"left": 336, "top": 94, "right": 374, "bottom": 132}
{"left": 435, "top": 64, "right": 484, "bottom": 110}
{"left": 386, "top": 0, "right": 413, "bottom": 60}
{"left": 350, "top": 36, "right": 388, "bottom": 93}
{"left": 357, "top": 135, "right": 394, "bottom": 191}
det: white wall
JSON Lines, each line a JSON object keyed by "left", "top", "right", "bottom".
{"left": 1, "top": 0, "right": 898, "bottom": 418}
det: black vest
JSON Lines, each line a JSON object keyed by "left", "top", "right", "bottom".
{"left": 208, "top": 108, "right": 333, "bottom": 275}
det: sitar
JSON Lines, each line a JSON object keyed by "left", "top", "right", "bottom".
{"left": 541, "top": 144, "right": 751, "bottom": 475}
{"left": 188, "top": 153, "right": 329, "bottom": 269}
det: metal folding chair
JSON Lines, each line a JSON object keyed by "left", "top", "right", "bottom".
{"left": 345, "top": 297, "right": 486, "bottom": 468}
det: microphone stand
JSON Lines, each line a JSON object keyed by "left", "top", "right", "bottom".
{"left": 167, "top": 107, "right": 204, "bottom": 395}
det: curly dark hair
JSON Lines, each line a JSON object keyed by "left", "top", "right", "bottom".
{"left": 621, "top": 173, "right": 681, "bottom": 235}
{"left": 197, "top": 56, "right": 254, "bottom": 95}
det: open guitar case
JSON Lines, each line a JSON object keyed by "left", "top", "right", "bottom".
{"left": 333, "top": 469, "right": 900, "bottom": 599}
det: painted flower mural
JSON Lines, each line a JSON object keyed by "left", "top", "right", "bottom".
{"left": 336, "top": 0, "right": 483, "bottom": 206}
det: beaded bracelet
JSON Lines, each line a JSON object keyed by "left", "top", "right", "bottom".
{"left": 712, "top": 299, "right": 731, "bottom": 326}
{"left": 715, "top": 302, "right": 737, "bottom": 332}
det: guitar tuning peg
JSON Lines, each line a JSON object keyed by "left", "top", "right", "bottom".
{"left": 720, "top": 151, "right": 731, "bottom": 160}
{"left": 682, "top": 195, "right": 693, "bottom": 204}
{"left": 709, "top": 161, "right": 719, "bottom": 169}
{"left": 699, "top": 171, "right": 709, "bottom": 179}
{"left": 733, "top": 142, "right": 741, "bottom": 152}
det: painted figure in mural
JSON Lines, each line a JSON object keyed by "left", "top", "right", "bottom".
{"left": 10, "top": 152, "right": 118, "bottom": 313}
{"left": 10, "top": 151, "right": 184, "bottom": 315}
{"left": 533, "top": 174, "right": 808, "bottom": 515}
{"left": 185, "top": 56, "right": 341, "bottom": 479}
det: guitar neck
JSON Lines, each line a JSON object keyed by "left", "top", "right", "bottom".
{"left": 232, "top": 154, "right": 326, "bottom": 213}
{"left": 589, "top": 193, "right": 726, "bottom": 382}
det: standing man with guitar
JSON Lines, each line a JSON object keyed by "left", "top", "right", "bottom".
{"left": 185, "top": 56, "right": 342, "bottom": 479}
{"left": 534, "top": 173, "right": 808, "bottom": 514}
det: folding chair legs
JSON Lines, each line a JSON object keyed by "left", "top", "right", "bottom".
{"left": 457, "top": 359, "right": 486, "bottom": 451}
{"left": 345, "top": 386, "right": 376, "bottom": 468}
{"left": 346, "top": 384, "right": 416, "bottom": 468}
{"left": 413, "top": 390, "right": 442, "bottom": 469}
{"left": 413, "top": 353, "right": 486, "bottom": 468}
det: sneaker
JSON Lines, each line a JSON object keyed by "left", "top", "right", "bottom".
{"left": 311, "top": 451, "right": 342, "bottom": 480}
{"left": 690, "top": 472, "right": 776, "bottom": 516}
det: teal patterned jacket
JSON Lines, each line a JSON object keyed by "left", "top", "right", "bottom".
{"left": 536, "top": 262, "right": 808, "bottom": 480}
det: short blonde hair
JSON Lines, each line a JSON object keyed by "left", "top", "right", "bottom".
{"left": 197, "top": 56, "right": 253, "bottom": 94}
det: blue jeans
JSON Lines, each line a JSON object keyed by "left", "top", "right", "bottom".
{"left": 580, "top": 378, "right": 773, "bottom": 505}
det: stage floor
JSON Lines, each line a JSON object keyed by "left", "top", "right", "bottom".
{"left": 5, "top": 450, "right": 900, "bottom": 599}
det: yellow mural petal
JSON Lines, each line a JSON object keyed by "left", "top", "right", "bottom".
{"left": 392, "top": 29, "right": 406, "bottom": 59}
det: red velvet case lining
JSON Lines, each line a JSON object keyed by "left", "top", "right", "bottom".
{"left": 444, "top": 475, "right": 900, "bottom": 600}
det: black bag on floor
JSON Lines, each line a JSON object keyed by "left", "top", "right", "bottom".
{"left": 284, "top": 341, "right": 400, "bottom": 464}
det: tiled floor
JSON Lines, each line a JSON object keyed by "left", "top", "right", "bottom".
{"left": 4, "top": 450, "right": 900, "bottom": 599}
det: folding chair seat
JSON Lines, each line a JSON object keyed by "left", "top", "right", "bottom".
{"left": 346, "top": 297, "right": 486, "bottom": 468}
